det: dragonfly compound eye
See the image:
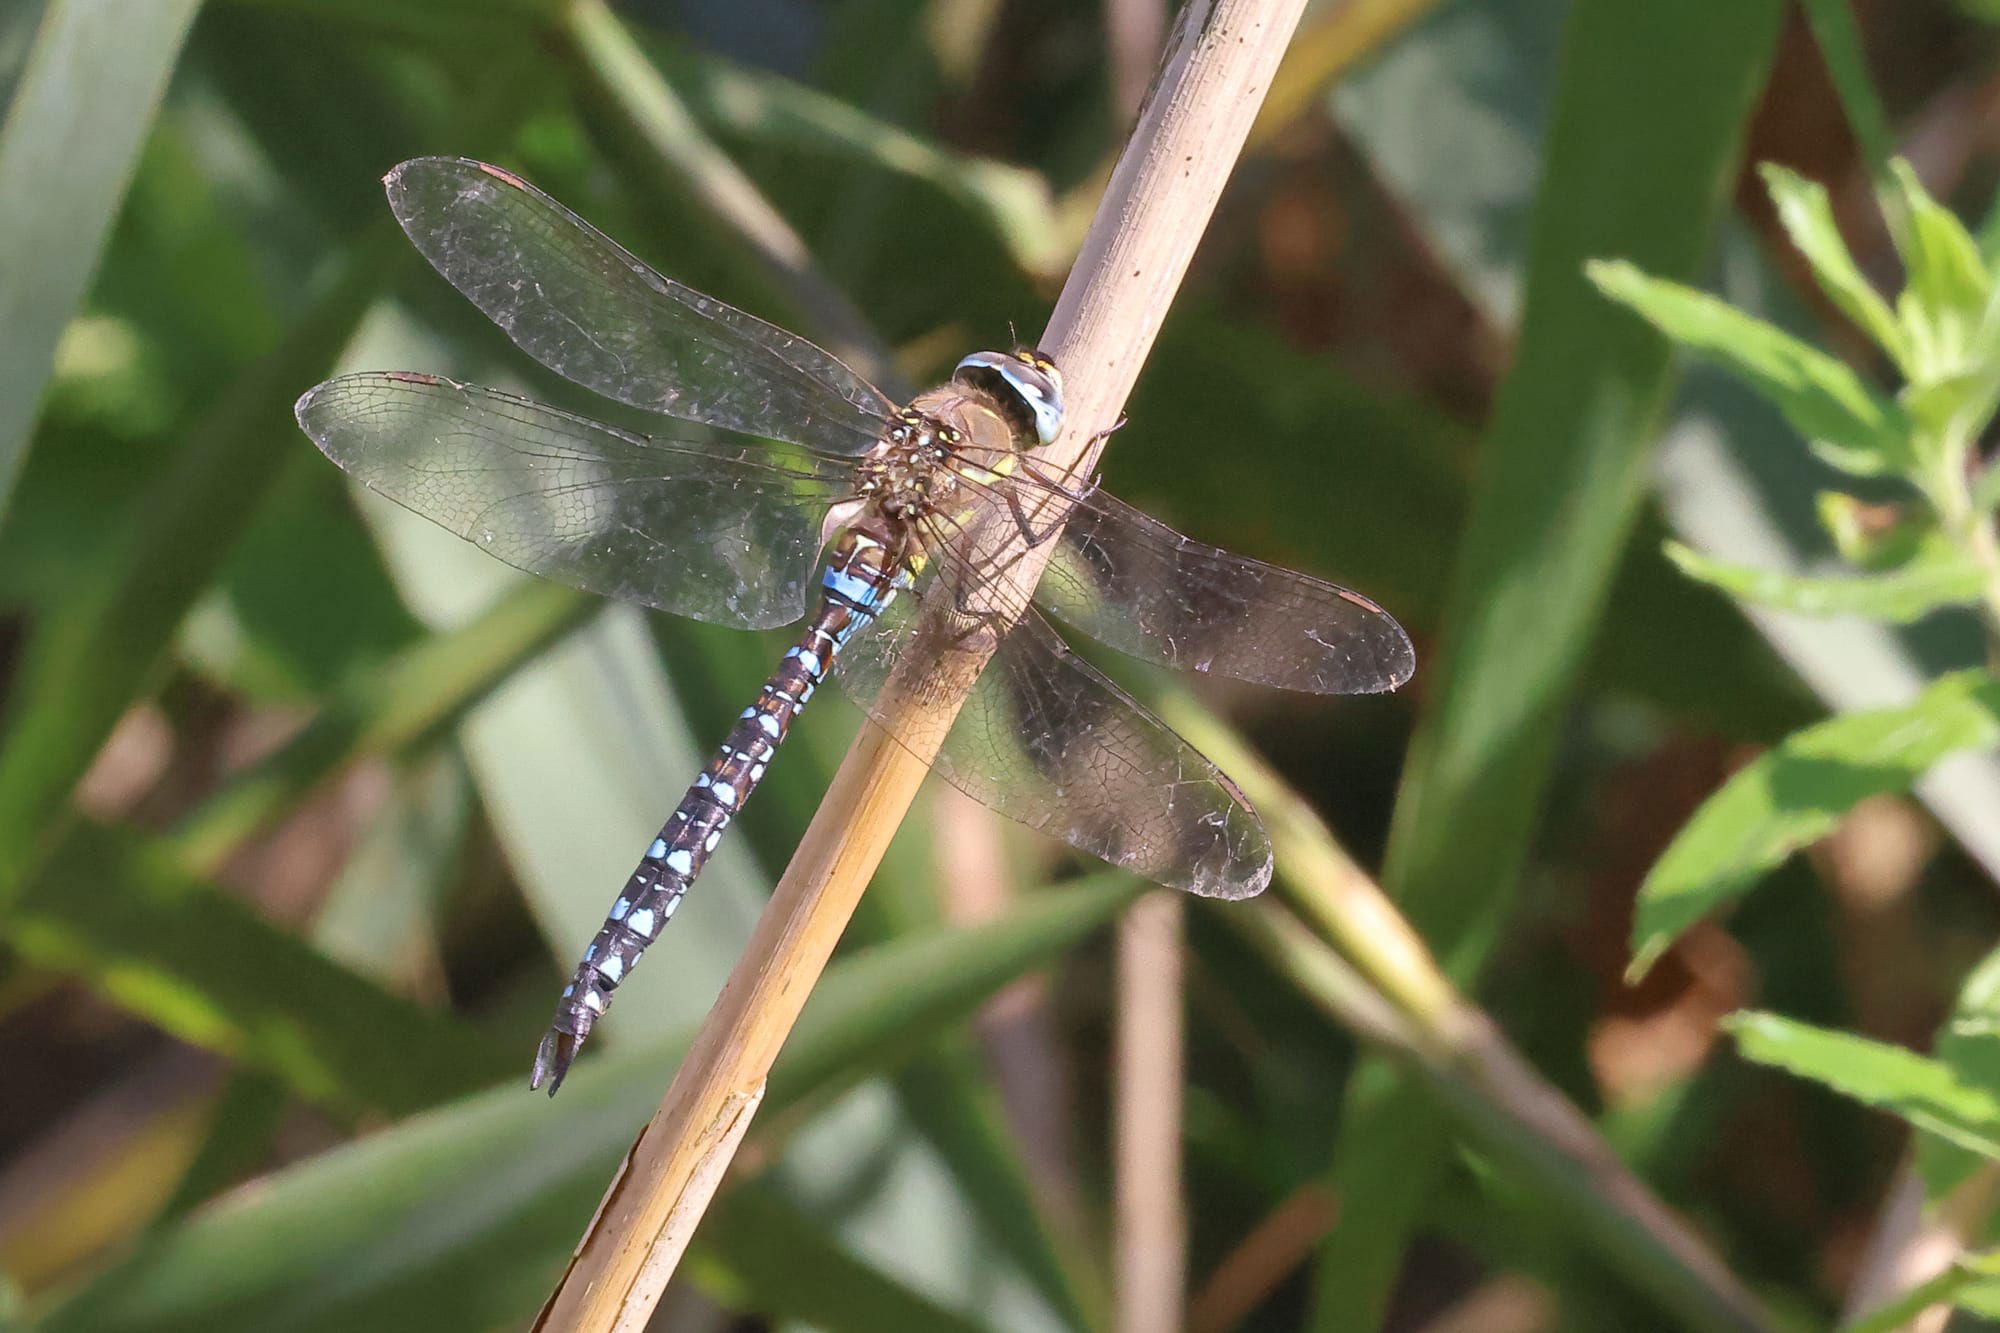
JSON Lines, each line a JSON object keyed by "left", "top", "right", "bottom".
{"left": 952, "top": 349, "right": 1065, "bottom": 446}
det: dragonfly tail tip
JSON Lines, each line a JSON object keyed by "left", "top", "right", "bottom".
{"left": 531, "top": 1030, "right": 580, "bottom": 1096}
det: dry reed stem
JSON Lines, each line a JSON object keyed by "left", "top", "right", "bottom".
{"left": 1186, "top": 1184, "right": 1339, "bottom": 1333}
{"left": 534, "top": 2, "right": 1312, "bottom": 1327}
{"left": 1171, "top": 701, "right": 1775, "bottom": 1331}
{"left": 1114, "top": 892, "right": 1188, "bottom": 1333}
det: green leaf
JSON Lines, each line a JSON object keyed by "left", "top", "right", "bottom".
{"left": 0, "top": 0, "right": 202, "bottom": 516}
{"left": 689, "top": 1183, "right": 995, "bottom": 1333}
{"left": 1589, "top": 258, "right": 1915, "bottom": 476}
{"left": 166, "top": 579, "right": 595, "bottom": 874}
{"left": 1631, "top": 670, "right": 2000, "bottom": 977}
{"left": 1327, "top": 0, "right": 1789, "bottom": 1325}
{"left": 0, "top": 229, "right": 397, "bottom": 909}
{"left": 1916, "top": 944, "right": 2000, "bottom": 1200}
{"left": 1664, "top": 539, "right": 1984, "bottom": 623}
{"left": 1727, "top": 1011, "right": 2000, "bottom": 1161}
{"left": 652, "top": 40, "right": 1062, "bottom": 278}
{"left": 1887, "top": 158, "right": 1992, "bottom": 378}
{"left": 41, "top": 885, "right": 1133, "bottom": 1333}
{"left": 10, "top": 819, "right": 510, "bottom": 1115}
{"left": 1759, "top": 163, "right": 1905, "bottom": 367}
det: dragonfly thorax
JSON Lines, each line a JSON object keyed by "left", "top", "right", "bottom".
{"left": 850, "top": 407, "right": 966, "bottom": 524}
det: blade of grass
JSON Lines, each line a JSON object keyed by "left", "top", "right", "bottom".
{"left": 0, "top": 0, "right": 201, "bottom": 517}
{"left": 649, "top": 39, "right": 1062, "bottom": 280}
{"left": 556, "top": 0, "right": 891, "bottom": 380}
{"left": 1164, "top": 693, "right": 1775, "bottom": 1331}
{"left": 0, "top": 225, "right": 398, "bottom": 912}
{"left": 42, "top": 885, "right": 1131, "bottom": 1333}
{"left": 533, "top": 3, "right": 1317, "bottom": 1325}
{"left": 1796, "top": 0, "right": 1895, "bottom": 192}
{"left": 165, "top": 580, "right": 595, "bottom": 873}
{"left": 1319, "top": 0, "right": 1787, "bottom": 1325}
{"left": 9, "top": 819, "right": 510, "bottom": 1115}
{"left": 687, "top": 1181, "right": 996, "bottom": 1333}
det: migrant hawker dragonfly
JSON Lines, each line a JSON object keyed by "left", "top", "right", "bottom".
{"left": 295, "top": 158, "right": 1414, "bottom": 1093}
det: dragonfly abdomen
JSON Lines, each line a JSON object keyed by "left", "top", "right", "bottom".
{"left": 530, "top": 523, "right": 911, "bottom": 1093}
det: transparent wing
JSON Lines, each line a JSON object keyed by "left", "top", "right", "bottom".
{"left": 384, "top": 156, "right": 894, "bottom": 455}
{"left": 836, "top": 593, "right": 1271, "bottom": 900}
{"left": 1033, "top": 489, "right": 1415, "bottom": 693}
{"left": 295, "top": 372, "right": 851, "bottom": 629}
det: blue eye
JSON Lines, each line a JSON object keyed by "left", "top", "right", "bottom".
{"left": 954, "top": 350, "right": 1066, "bottom": 445}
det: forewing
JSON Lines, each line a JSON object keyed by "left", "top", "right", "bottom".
{"left": 295, "top": 372, "right": 848, "bottom": 629}
{"left": 1035, "top": 490, "right": 1415, "bottom": 693}
{"left": 384, "top": 157, "right": 893, "bottom": 455}
{"left": 836, "top": 596, "right": 1271, "bottom": 899}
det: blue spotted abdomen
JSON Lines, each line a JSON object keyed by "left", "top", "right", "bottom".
{"left": 530, "top": 528, "right": 908, "bottom": 1093}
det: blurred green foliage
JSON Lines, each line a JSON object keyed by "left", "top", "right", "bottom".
{"left": 3, "top": 1, "right": 2000, "bottom": 1331}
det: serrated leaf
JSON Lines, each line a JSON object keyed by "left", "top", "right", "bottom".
{"left": 1664, "top": 539, "right": 1983, "bottom": 623}
{"left": 1631, "top": 670, "right": 2000, "bottom": 976}
{"left": 1759, "top": 163, "right": 1906, "bottom": 367}
{"left": 1727, "top": 1011, "right": 2000, "bottom": 1160}
{"left": 1588, "top": 258, "right": 1915, "bottom": 476}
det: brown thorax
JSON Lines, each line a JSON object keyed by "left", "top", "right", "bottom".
{"left": 819, "top": 379, "right": 1026, "bottom": 560}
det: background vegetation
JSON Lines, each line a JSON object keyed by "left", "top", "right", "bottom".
{"left": 3, "top": 0, "right": 2000, "bottom": 1329}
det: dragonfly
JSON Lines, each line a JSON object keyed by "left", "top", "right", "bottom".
{"left": 295, "top": 157, "right": 1414, "bottom": 1094}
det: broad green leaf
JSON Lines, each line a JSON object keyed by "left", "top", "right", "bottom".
{"left": 1589, "top": 258, "right": 1915, "bottom": 476}
{"left": 41, "top": 885, "right": 1131, "bottom": 1333}
{"left": 1631, "top": 670, "right": 2000, "bottom": 977}
{"left": 1327, "top": 0, "right": 1788, "bottom": 1325}
{"left": 0, "top": 0, "right": 201, "bottom": 517}
{"left": 1664, "top": 539, "right": 1984, "bottom": 623}
{"left": 1760, "top": 163, "right": 1904, "bottom": 367}
{"left": 10, "top": 819, "right": 510, "bottom": 1115}
{"left": 1727, "top": 1011, "right": 2000, "bottom": 1161}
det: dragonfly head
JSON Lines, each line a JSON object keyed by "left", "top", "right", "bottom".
{"left": 953, "top": 349, "right": 1065, "bottom": 447}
